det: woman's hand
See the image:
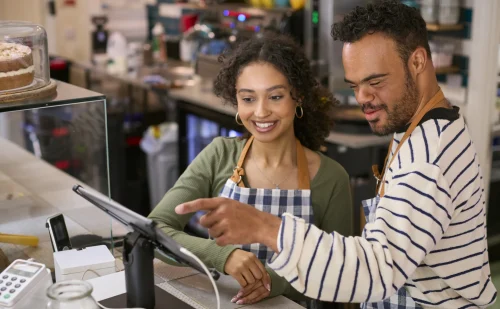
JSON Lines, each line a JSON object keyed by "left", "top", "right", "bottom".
{"left": 231, "top": 276, "right": 271, "bottom": 305}
{"left": 224, "top": 249, "right": 271, "bottom": 290}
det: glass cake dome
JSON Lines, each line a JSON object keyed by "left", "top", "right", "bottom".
{"left": 0, "top": 21, "right": 50, "bottom": 95}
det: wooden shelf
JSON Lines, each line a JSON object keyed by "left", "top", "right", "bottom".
{"left": 435, "top": 66, "right": 460, "bottom": 74}
{"left": 426, "top": 23, "right": 464, "bottom": 32}
{"left": 330, "top": 106, "right": 365, "bottom": 122}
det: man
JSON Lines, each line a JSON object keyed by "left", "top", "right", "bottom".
{"left": 176, "top": 1, "right": 497, "bottom": 308}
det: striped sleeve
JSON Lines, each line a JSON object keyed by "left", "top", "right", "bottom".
{"left": 268, "top": 163, "right": 453, "bottom": 302}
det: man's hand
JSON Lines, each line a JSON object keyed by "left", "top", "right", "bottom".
{"left": 231, "top": 277, "right": 271, "bottom": 305}
{"left": 175, "top": 197, "right": 281, "bottom": 252}
{"left": 224, "top": 249, "right": 271, "bottom": 290}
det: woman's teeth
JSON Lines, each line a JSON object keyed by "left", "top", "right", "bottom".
{"left": 255, "top": 122, "right": 275, "bottom": 128}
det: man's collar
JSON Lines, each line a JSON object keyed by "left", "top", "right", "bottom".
{"left": 395, "top": 106, "right": 460, "bottom": 133}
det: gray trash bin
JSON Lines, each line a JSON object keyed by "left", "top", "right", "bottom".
{"left": 140, "top": 122, "right": 178, "bottom": 210}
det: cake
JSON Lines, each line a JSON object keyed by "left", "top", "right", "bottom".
{"left": 0, "top": 42, "right": 34, "bottom": 91}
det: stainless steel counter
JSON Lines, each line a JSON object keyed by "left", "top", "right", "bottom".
{"left": 60, "top": 55, "right": 390, "bottom": 149}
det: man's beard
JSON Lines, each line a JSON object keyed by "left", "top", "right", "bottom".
{"left": 364, "top": 72, "right": 419, "bottom": 136}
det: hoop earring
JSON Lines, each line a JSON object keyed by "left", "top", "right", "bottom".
{"left": 235, "top": 112, "right": 243, "bottom": 125}
{"left": 295, "top": 105, "right": 304, "bottom": 119}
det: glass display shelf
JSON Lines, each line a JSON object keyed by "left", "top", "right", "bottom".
{"left": 0, "top": 80, "right": 105, "bottom": 113}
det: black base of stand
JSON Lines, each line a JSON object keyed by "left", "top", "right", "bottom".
{"left": 100, "top": 286, "right": 195, "bottom": 309}
{"left": 123, "top": 231, "right": 156, "bottom": 309}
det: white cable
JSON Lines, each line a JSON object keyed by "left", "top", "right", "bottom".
{"left": 180, "top": 247, "right": 221, "bottom": 309}
{"left": 81, "top": 268, "right": 101, "bottom": 280}
{"left": 84, "top": 267, "right": 144, "bottom": 309}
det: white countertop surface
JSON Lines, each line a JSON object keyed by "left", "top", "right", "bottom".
{"left": 0, "top": 137, "right": 303, "bottom": 309}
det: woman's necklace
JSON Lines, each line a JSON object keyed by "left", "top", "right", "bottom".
{"left": 251, "top": 156, "right": 296, "bottom": 189}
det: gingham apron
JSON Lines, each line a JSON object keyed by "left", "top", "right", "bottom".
{"left": 219, "top": 136, "right": 313, "bottom": 263}
{"left": 361, "top": 89, "right": 448, "bottom": 309}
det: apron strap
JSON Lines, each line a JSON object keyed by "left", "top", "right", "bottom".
{"left": 230, "top": 136, "right": 311, "bottom": 189}
{"left": 376, "top": 88, "right": 449, "bottom": 196}
{"left": 296, "top": 139, "right": 311, "bottom": 189}
{"left": 230, "top": 136, "right": 254, "bottom": 187}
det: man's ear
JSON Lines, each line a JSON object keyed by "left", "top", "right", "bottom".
{"left": 408, "top": 46, "right": 428, "bottom": 76}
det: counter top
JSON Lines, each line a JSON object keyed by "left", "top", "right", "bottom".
{"left": 65, "top": 56, "right": 195, "bottom": 91}
{"left": 89, "top": 262, "right": 304, "bottom": 309}
{"left": 169, "top": 81, "right": 391, "bottom": 148}
{"left": 59, "top": 55, "right": 390, "bottom": 149}
{"left": 57, "top": 55, "right": 389, "bottom": 149}
{"left": 168, "top": 79, "right": 236, "bottom": 117}
{"left": 0, "top": 137, "right": 303, "bottom": 309}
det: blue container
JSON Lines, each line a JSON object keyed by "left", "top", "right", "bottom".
{"left": 401, "top": 0, "right": 419, "bottom": 8}
{"left": 275, "top": 0, "right": 289, "bottom": 8}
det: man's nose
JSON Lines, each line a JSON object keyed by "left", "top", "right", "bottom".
{"left": 355, "top": 85, "right": 375, "bottom": 106}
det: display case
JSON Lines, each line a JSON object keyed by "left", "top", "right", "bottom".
{"left": 0, "top": 81, "right": 125, "bottom": 273}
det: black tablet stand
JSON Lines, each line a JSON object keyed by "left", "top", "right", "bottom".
{"left": 123, "top": 231, "right": 156, "bottom": 309}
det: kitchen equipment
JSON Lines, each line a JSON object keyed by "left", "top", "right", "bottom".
{"left": 438, "top": 5, "right": 460, "bottom": 25}
{"left": 420, "top": 4, "right": 437, "bottom": 23}
{"left": 91, "top": 16, "right": 109, "bottom": 56}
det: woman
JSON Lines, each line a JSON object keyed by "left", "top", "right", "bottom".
{"left": 148, "top": 34, "right": 353, "bottom": 305}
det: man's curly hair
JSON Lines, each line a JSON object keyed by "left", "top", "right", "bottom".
{"left": 213, "top": 34, "right": 337, "bottom": 151}
{"left": 331, "top": 0, "right": 431, "bottom": 64}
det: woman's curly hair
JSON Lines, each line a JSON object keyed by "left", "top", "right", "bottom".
{"left": 213, "top": 33, "right": 337, "bottom": 151}
{"left": 331, "top": 0, "right": 431, "bottom": 64}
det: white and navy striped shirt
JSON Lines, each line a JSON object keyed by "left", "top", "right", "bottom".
{"left": 268, "top": 108, "right": 497, "bottom": 308}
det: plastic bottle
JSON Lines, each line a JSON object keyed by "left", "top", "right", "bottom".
{"left": 152, "top": 22, "right": 167, "bottom": 62}
{"left": 106, "top": 31, "right": 128, "bottom": 75}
